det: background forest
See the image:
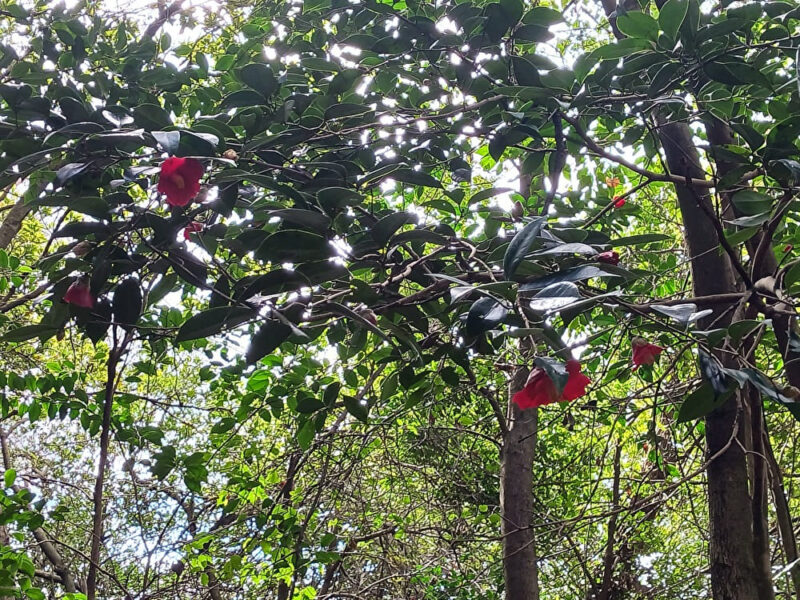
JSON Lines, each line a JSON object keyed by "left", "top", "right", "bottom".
{"left": 0, "top": 0, "right": 798, "bottom": 598}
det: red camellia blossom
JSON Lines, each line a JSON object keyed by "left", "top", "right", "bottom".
{"left": 613, "top": 196, "right": 626, "bottom": 208}
{"left": 157, "top": 157, "right": 204, "bottom": 207}
{"left": 512, "top": 359, "right": 591, "bottom": 410}
{"left": 632, "top": 337, "right": 663, "bottom": 370}
{"left": 596, "top": 250, "right": 620, "bottom": 265}
{"left": 183, "top": 221, "right": 204, "bottom": 240}
{"left": 63, "top": 276, "right": 94, "bottom": 308}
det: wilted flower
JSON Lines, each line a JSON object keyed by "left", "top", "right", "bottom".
{"left": 632, "top": 337, "right": 663, "bottom": 370}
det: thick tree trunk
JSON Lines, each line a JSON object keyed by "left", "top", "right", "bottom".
{"left": 500, "top": 361, "right": 538, "bottom": 600}
{"left": 657, "top": 117, "right": 765, "bottom": 600}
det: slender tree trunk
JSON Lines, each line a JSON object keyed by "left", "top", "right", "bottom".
{"left": 0, "top": 197, "right": 29, "bottom": 250}
{"left": 87, "top": 335, "right": 126, "bottom": 600}
{"left": 500, "top": 360, "right": 538, "bottom": 600}
{"left": 499, "top": 172, "right": 539, "bottom": 600}
{"left": 597, "top": 443, "right": 622, "bottom": 600}
{"left": 765, "top": 426, "right": 800, "bottom": 597}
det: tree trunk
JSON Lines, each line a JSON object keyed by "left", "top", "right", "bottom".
{"left": 0, "top": 197, "right": 29, "bottom": 250}
{"left": 656, "top": 116, "right": 765, "bottom": 600}
{"left": 500, "top": 360, "right": 538, "bottom": 600}
{"left": 765, "top": 426, "right": 800, "bottom": 597}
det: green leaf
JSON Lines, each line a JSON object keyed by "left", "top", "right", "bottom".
{"left": 267, "top": 209, "right": 331, "bottom": 233}
{"left": 175, "top": 306, "right": 256, "bottom": 342}
{"left": 301, "top": 57, "right": 339, "bottom": 72}
{"left": 296, "top": 396, "right": 325, "bottom": 414}
{"left": 658, "top": 0, "right": 689, "bottom": 40}
{"left": 317, "top": 187, "right": 363, "bottom": 212}
{"left": 133, "top": 103, "right": 172, "bottom": 130}
{"left": 651, "top": 303, "right": 711, "bottom": 325}
{"left": 391, "top": 169, "right": 442, "bottom": 189}
{"left": 0, "top": 324, "right": 58, "bottom": 342}
{"left": 511, "top": 56, "right": 542, "bottom": 86}
{"left": 4, "top": 468, "right": 16, "bottom": 488}
{"left": 731, "top": 190, "right": 773, "bottom": 215}
{"left": 592, "top": 38, "right": 652, "bottom": 61}
{"left": 465, "top": 297, "right": 508, "bottom": 336}
{"left": 528, "top": 282, "right": 582, "bottom": 312}
{"left": 677, "top": 382, "right": 732, "bottom": 422}
{"left": 152, "top": 130, "right": 180, "bottom": 154}
{"left": 503, "top": 217, "right": 546, "bottom": 280}
{"left": 256, "top": 230, "right": 333, "bottom": 263}
{"left": 220, "top": 89, "right": 265, "bottom": 109}
{"left": 371, "top": 211, "right": 416, "bottom": 245}
{"left": 245, "top": 320, "right": 292, "bottom": 364}
{"left": 610, "top": 233, "right": 671, "bottom": 246}
{"left": 513, "top": 24, "right": 552, "bottom": 42}
{"left": 239, "top": 63, "right": 278, "bottom": 96}
{"left": 324, "top": 103, "right": 373, "bottom": 119}
{"left": 237, "top": 269, "right": 310, "bottom": 300}
{"left": 468, "top": 187, "right": 514, "bottom": 205}
{"left": 297, "top": 419, "right": 315, "bottom": 450}
{"left": 616, "top": 11, "right": 659, "bottom": 41}
{"left": 112, "top": 277, "right": 142, "bottom": 330}
{"left": 519, "top": 264, "right": 634, "bottom": 291}
{"left": 324, "top": 382, "right": 341, "bottom": 406}
{"left": 727, "top": 319, "right": 763, "bottom": 342}
{"left": 343, "top": 395, "right": 370, "bottom": 423}
{"left": 56, "top": 162, "right": 90, "bottom": 185}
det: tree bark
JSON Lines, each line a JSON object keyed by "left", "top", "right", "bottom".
{"left": 764, "top": 426, "right": 800, "bottom": 597}
{"left": 0, "top": 197, "right": 29, "bottom": 250}
{"left": 657, "top": 115, "right": 764, "bottom": 600}
{"left": 87, "top": 335, "right": 126, "bottom": 600}
{"left": 500, "top": 360, "right": 538, "bottom": 600}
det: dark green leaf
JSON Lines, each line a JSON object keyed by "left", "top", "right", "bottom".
{"left": 0, "top": 324, "right": 58, "bottom": 343}
{"left": 245, "top": 320, "right": 292, "bottom": 364}
{"left": 112, "top": 277, "right": 142, "bottom": 329}
{"left": 176, "top": 306, "right": 256, "bottom": 342}
{"left": 503, "top": 217, "right": 546, "bottom": 280}
{"left": 731, "top": 190, "right": 773, "bottom": 215}
{"left": 659, "top": 0, "right": 689, "bottom": 40}
{"left": 240, "top": 63, "right": 278, "bottom": 96}
{"left": 677, "top": 382, "right": 732, "bottom": 422}
{"left": 465, "top": 297, "right": 508, "bottom": 336}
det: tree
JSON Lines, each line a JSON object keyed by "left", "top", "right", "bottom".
{"left": 0, "top": 0, "right": 799, "bottom": 599}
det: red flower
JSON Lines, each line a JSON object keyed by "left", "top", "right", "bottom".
{"left": 63, "top": 276, "right": 94, "bottom": 308}
{"left": 784, "top": 244, "right": 793, "bottom": 253}
{"left": 183, "top": 221, "right": 204, "bottom": 240}
{"left": 632, "top": 337, "right": 663, "bottom": 370}
{"left": 596, "top": 250, "right": 619, "bottom": 265}
{"left": 613, "top": 196, "right": 626, "bottom": 208}
{"left": 512, "top": 359, "right": 591, "bottom": 410}
{"left": 157, "top": 157, "right": 204, "bottom": 207}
